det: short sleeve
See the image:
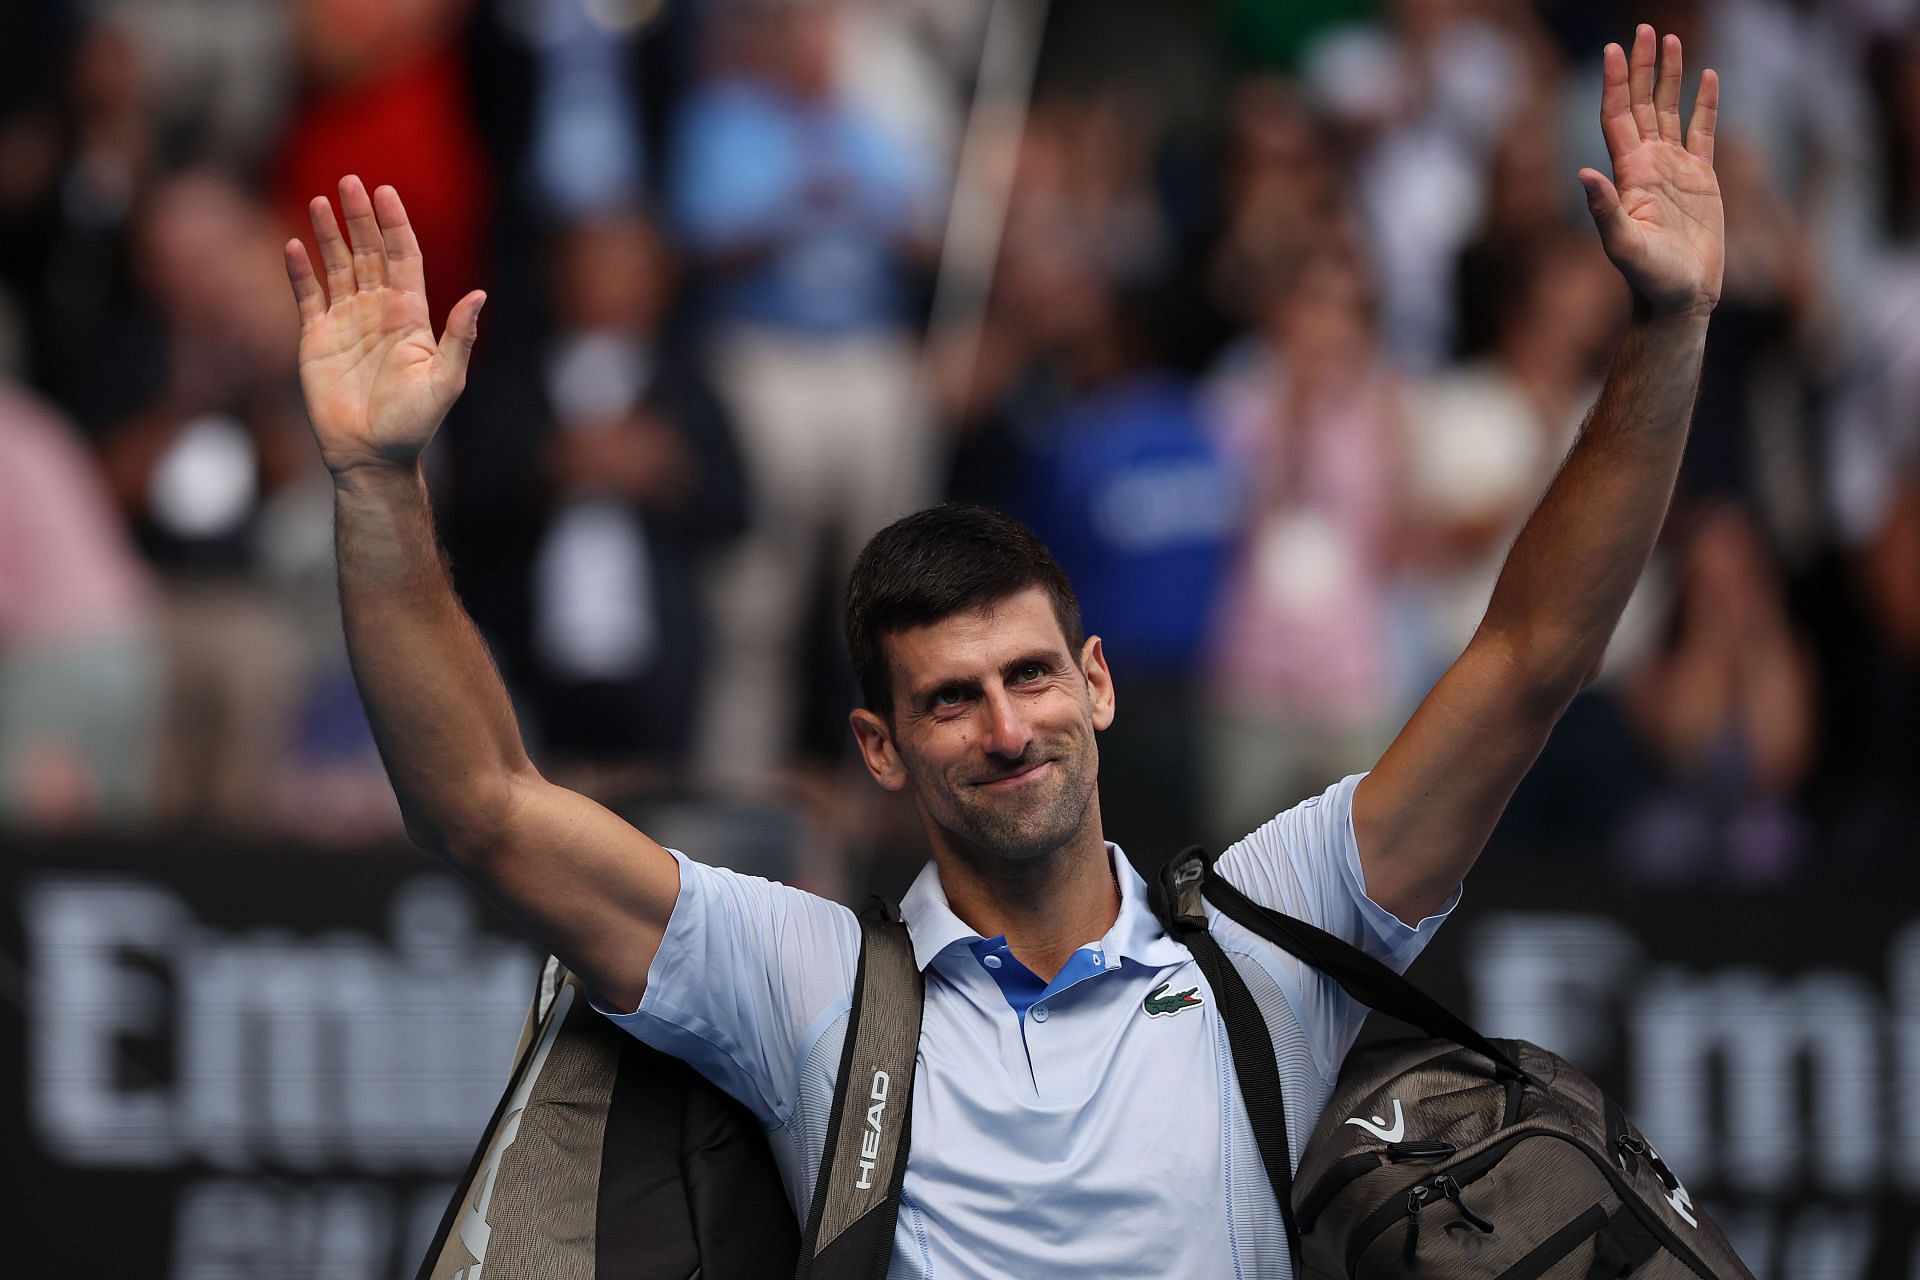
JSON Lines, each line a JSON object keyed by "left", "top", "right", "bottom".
{"left": 1209, "top": 773, "right": 1461, "bottom": 1069}
{"left": 592, "top": 851, "right": 862, "bottom": 1126}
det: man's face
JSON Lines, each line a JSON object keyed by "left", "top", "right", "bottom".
{"left": 850, "top": 588, "right": 1115, "bottom": 864}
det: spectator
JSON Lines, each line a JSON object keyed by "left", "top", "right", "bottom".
{"left": 443, "top": 208, "right": 748, "bottom": 776}
{"left": 13, "top": 14, "right": 168, "bottom": 430}
{"left": 1616, "top": 504, "right": 1818, "bottom": 886}
{"left": 1404, "top": 230, "right": 1626, "bottom": 689}
{"left": 1453, "top": 115, "right": 1583, "bottom": 360}
{"left": 272, "top": 0, "right": 493, "bottom": 335}
{"left": 0, "top": 378, "right": 162, "bottom": 826}
{"left": 97, "top": 169, "right": 316, "bottom": 828}
{"left": 466, "top": 0, "right": 702, "bottom": 327}
{"left": 1201, "top": 243, "right": 1408, "bottom": 845}
{"left": 1300, "top": 0, "right": 1538, "bottom": 366}
{"left": 668, "top": 0, "right": 944, "bottom": 787}
{"left": 1183, "top": 78, "right": 1350, "bottom": 369}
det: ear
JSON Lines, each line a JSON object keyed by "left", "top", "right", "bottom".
{"left": 1081, "top": 635, "right": 1116, "bottom": 731}
{"left": 849, "top": 708, "right": 908, "bottom": 791}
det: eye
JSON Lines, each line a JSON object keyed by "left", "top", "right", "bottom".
{"left": 931, "top": 686, "right": 968, "bottom": 707}
{"left": 1013, "top": 663, "right": 1047, "bottom": 683}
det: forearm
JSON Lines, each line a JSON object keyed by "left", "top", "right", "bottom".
{"left": 333, "top": 462, "right": 534, "bottom": 853}
{"left": 1480, "top": 309, "right": 1709, "bottom": 693}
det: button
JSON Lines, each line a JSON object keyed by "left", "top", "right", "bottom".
{"left": 1091, "top": 953, "right": 1103, "bottom": 967}
{"left": 982, "top": 954, "right": 1003, "bottom": 970}
{"left": 1031, "top": 1005, "right": 1049, "bottom": 1023}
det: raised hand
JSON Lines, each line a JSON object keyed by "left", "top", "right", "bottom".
{"left": 284, "top": 176, "right": 485, "bottom": 477}
{"left": 1580, "top": 25, "right": 1724, "bottom": 319}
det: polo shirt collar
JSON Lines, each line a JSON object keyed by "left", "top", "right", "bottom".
{"left": 898, "top": 844, "right": 1191, "bottom": 973}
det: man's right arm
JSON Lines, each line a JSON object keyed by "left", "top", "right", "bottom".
{"left": 288, "top": 176, "right": 674, "bottom": 1012}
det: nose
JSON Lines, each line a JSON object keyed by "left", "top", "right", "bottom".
{"left": 982, "top": 686, "right": 1034, "bottom": 760}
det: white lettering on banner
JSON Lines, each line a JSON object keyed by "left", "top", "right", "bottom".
{"left": 1461, "top": 908, "right": 1920, "bottom": 1279}
{"left": 24, "top": 875, "right": 533, "bottom": 1171}
{"left": 1632, "top": 970, "right": 1879, "bottom": 1195}
{"left": 172, "top": 1179, "right": 393, "bottom": 1275}
{"left": 855, "top": 1069, "right": 890, "bottom": 1191}
{"left": 165, "top": 1178, "right": 453, "bottom": 1277}
{"left": 1465, "top": 914, "right": 1641, "bottom": 1069}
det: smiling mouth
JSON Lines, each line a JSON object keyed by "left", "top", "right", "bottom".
{"left": 974, "top": 759, "right": 1053, "bottom": 788}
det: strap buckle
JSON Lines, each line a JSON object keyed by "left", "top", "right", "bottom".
{"left": 1158, "top": 847, "right": 1211, "bottom": 931}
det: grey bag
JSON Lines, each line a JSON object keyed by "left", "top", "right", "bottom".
{"left": 1155, "top": 847, "right": 1755, "bottom": 1279}
{"left": 417, "top": 901, "right": 922, "bottom": 1280}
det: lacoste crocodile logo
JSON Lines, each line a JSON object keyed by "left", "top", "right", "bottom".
{"left": 1143, "top": 982, "right": 1204, "bottom": 1018}
{"left": 1344, "top": 1098, "right": 1406, "bottom": 1142}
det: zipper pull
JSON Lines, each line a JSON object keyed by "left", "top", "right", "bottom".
{"left": 1615, "top": 1133, "right": 1644, "bottom": 1176}
{"left": 1402, "top": 1183, "right": 1431, "bottom": 1266}
{"left": 1434, "top": 1174, "right": 1496, "bottom": 1235}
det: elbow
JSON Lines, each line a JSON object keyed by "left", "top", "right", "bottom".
{"left": 396, "top": 765, "right": 531, "bottom": 868}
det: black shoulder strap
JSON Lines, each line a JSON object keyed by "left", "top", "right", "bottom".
{"left": 1150, "top": 852, "right": 1305, "bottom": 1264}
{"left": 797, "top": 899, "right": 924, "bottom": 1280}
{"left": 1148, "top": 846, "right": 1537, "bottom": 1272}
{"left": 1160, "top": 847, "right": 1530, "bottom": 1082}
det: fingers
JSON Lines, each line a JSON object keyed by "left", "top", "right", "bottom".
{"left": 373, "top": 184, "right": 427, "bottom": 296}
{"left": 338, "top": 175, "right": 387, "bottom": 291}
{"left": 1686, "top": 67, "right": 1720, "bottom": 163}
{"left": 1579, "top": 167, "right": 1632, "bottom": 249}
{"left": 284, "top": 239, "right": 326, "bottom": 324}
{"left": 309, "top": 196, "right": 356, "bottom": 304}
{"left": 1598, "top": 41, "right": 1639, "bottom": 161}
{"left": 1653, "top": 33, "right": 1683, "bottom": 144}
{"left": 1627, "top": 24, "right": 1658, "bottom": 141}
{"left": 435, "top": 290, "right": 487, "bottom": 391}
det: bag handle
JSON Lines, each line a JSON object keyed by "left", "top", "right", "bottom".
{"left": 1157, "top": 847, "right": 1533, "bottom": 1084}
{"left": 797, "top": 899, "right": 924, "bottom": 1280}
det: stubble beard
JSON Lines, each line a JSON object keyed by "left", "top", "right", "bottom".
{"left": 929, "top": 739, "right": 1100, "bottom": 865}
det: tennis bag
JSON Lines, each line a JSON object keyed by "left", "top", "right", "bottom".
{"left": 1154, "top": 845, "right": 1755, "bottom": 1279}
{"left": 416, "top": 901, "right": 923, "bottom": 1280}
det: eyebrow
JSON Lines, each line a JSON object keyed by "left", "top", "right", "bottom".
{"left": 908, "top": 650, "right": 1068, "bottom": 710}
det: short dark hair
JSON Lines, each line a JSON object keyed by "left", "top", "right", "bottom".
{"left": 845, "top": 505, "right": 1083, "bottom": 717}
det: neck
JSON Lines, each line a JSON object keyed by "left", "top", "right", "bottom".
{"left": 927, "top": 819, "right": 1120, "bottom": 982}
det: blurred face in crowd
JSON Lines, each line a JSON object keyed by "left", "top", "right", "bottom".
{"left": 1484, "top": 122, "right": 1562, "bottom": 236}
{"left": 1508, "top": 235, "right": 1625, "bottom": 373}
{"left": 1268, "top": 249, "right": 1376, "bottom": 382}
{"left": 736, "top": 2, "right": 840, "bottom": 102}
{"left": 548, "top": 212, "right": 675, "bottom": 336}
{"left": 853, "top": 589, "right": 1115, "bottom": 867}
{"left": 136, "top": 171, "right": 296, "bottom": 366}
{"left": 1229, "top": 79, "right": 1334, "bottom": 219}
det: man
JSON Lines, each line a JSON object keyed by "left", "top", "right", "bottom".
{"left": 284, "top": 26, "right": 1721, "bottom": 1277}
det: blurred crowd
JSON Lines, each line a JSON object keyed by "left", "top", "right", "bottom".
{"left": 1, "top": 0, "right": 1914, "bottom": 890}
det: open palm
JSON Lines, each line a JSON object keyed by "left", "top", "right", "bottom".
{"left": 1580, "top": 26, "right": 1724, "bottom": 318}
{"left": 284, "top": 176, "right": 484, "bottom": 476}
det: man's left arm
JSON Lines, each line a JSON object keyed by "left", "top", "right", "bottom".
{"left": 1354, "top": 25, "right": 1724, "bottom": 924}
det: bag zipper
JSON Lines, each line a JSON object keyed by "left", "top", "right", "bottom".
{"left": 1341, "top": 1127, "right": 1717, "bottom": 1279}
{"left": 1347, "top": 1169, "right": 1498, "bottom": 1273}
{"left": 1400, "top": 1182, "right": 1433, "bottom": 1266}
{"left": 1605, "top": 1098, "right": 1636, "bottom": 1177}
{"left": 1299, "top": 1143, "right": 1455, "bottom": 1234}
{"left": 1616, "top": 1133, "right": 1680, "bottom": 1191}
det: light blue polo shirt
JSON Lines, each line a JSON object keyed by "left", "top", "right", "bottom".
{"left": 602, "top": 773, "right": 1456, "bottom": 1277}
